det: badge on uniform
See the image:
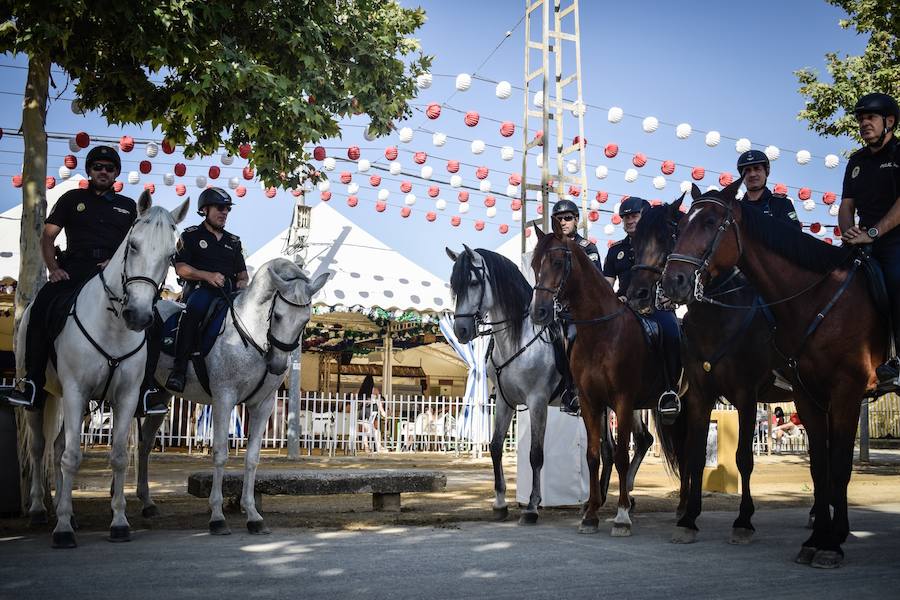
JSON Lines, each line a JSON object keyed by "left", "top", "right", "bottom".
{"left": 851, "top": 166, "right": 860, "bottom": 179}
{"left": 199, "top": 240, "right": 208, "bottom": 249}
{"left": 76, "top": 202, "right": 86, "bottom": 212}
{"left": 617, "top": 251, "right": 625, "bottom": 260}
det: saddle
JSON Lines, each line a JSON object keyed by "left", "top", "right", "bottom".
{"left": 45, "top": 279, "right": 91, "bottom": 369}
{"left": 159, "top": 296, "right": 229, "bottom": 358}
{"left": 859, "top": 252, "right": 890, "bottom": 321}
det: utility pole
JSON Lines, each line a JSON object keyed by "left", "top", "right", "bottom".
{"left": 286, "top": 195, "right": 311, "bottom": 459}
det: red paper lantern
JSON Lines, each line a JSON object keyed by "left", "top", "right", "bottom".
{"left": 340, "top": 171, "right": 352, "bottom": 184}
{"left": 596, "top": 191, "right": 608, "bottom": 203}
{"left": 508, "top": 173, "right": 522, "bottom": 186}
{"left": 139, "top": 160, "right": 152, "bottom": 174}
{"left": 313, "top": 146, "right": 326, "bottom": 161}
{"left": 612, "top": 214, "right": 622, "bottom": 225}
{"left": 426, "top": 103, "right": 441, "bottom": 119}
{"left": 401, "top": 206, "right": 411, "bottom": 218}
{"left": 426, "top": 211, "right": 436, "bottom": 222}
{"left": 464, "top": 111, "right": 480, "bottom": 127}
{"left": 484, "top": 196, "right": 496, "bottom": 208}
{"left": 45, "top": 176, "right": 56, "bottom": 189}
{"left": 536, "top": 204, "right": 544, "bottom": 215}
{"left": 607, "top": 240, "right": 615, "bottom": 249}
{"left": 119, "top": 135, "right": 134, "bottom": 152}
{"left": 823, "top": 191, "right": 837, "bottom": 205}
{"left": 208, "top": 166, "right": 220, "bottom": 179}
{"left": 12, "top": 174, "right": 23, "bottom": 188}
{"left": 588, "top": 210, "right": 599, "bottom": 222}
{"left": 833, "top": 226, "right": 841, "bottom": 237}
{"left": 347, "top": 196, "right": 359, "bottom": 207}
{"left": 347, "top": 146, "right": 361, "bottom": 160}
{"left": 499, "top": 224, "right": 509, "bottom": 234}
{"left": 242, "top": 166, "right": 254, "bottom": 180}
{"left": 451, "top": 215, "right": 461, "bottom": 226}
{"left": 719, "top": 172, "right": 733, "bottom": 186}
{"left": 474, "top": 220, "right": 485, "bottom": 231}
{"left": 235, "top": 185, "right": 247, "bottom": 198}
{"left": 573, "top": 136, "right": 587, "bottom": 148}
{"left": 161, "top": 139, "right": 175, "bottom": 154}
{"left": 414, "top": 151, "right": 427, "bottom": 164}
{"left": 500, "top": 121, "right": 515, "bottom": 137}
{"left": 794, "top": 187, "right": 811, "bottom": 200}
{"left": 291, "top": 188, "right": 303, "bottom": 197}
{"left": 824, "top": 238, "right": 833, "bottom": 245}
{"left": 144, "top": 183, "right": 156, "bottom": 194}
{"left": 64, "top": 155, "right": 77, "bottom": 169}
{"left": 113, "top": 181, "right": 124, "bottom": 192}
{"left": 534, "top": 131, "right": 544, "bottom": 145}
{"left": 691, "top": 167, "right": 705, "bottom": 181}
{"left": 650, "top": 200, "right": 662, "bottom": 207}
{"left": 447, "top": 160, "right": 460, "bottom": 173}
{"left": 568, "top": 186, "right": 581, "bottom": 197}
{"left": 525, "top": 228, "right": 532, "bottom": 239}
{"left": 428, "top": 186, "right": 440, "bottom": 198}
{"left": 375, "top": 200, "right": 387, "bottom": 212}
{"left": 239, "top": 144, "right": 252, "bottom": 159}
{"left": 661, "top": 160, "right": 675, "bottom": 175}
{"left": 175, "top": 184, "right": 186, "bottom": 196}
{"left": 174, "top": 162, "right": 187, "bottom": 177}
{"left": 774, "top": 183, "right": 788, "bottom": 195}
{"left": 632, "top": 153, "right": 647, "bottom": 168}
{"left": 809, "top": 222, "right": 822, "bottom": 234}
{"left": 321, "top": 191, "right": 332, "bottom": 201}
{"left": 400, "top": 181, "right": 412, "bottom": 193}
{"left": 265, "top": 187, "right": 276, "bottom": 198}
{"left": 75, "top": 132, "right": 90, "bottom": 148}
{"left": 590, "top": 236, "right": 598, "bottom": 245}
{"left": 511, "top": 199, "right": 522, "bottom": 211}
{"left": 458, "top": 190, "right": 470, "bottom": 202}
{"left": 369, "top": 175, "right": 382, "bottom": 187}
{"left": 385, "top": 146, "right": 398, "bottom": 161}
{"left": 476, "top": 166, "right": 489, "bottom": 180}
{"left": 604, "top": 144, "right": 618, "bottom": 158}
{"left": 79, "top": 179, "right": 90, "bottom": 189}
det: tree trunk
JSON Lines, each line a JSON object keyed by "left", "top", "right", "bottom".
{"left": 15, "top": 53, "right": 50, "bottom": 512}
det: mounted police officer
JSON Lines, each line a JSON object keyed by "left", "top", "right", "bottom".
{"left": 737, "top": 150, "right": 802, "bottom": 229}
{"left": 2, "top": 146, "right": 137, "bottom": 409}
{"left": 551, "top": 198, "right": 600, "bottom": 415}
{"left": 603, "top": 197, "right": 682, "bottom": 421}
{"left": 165, "top": 187, "right": 248, "bottom": 393}
{"left": 839, "top": 92, "right": 900, "bottom": 387}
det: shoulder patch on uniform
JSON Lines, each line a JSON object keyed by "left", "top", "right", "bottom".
{"left": 184, "top": 225, "right": 199, "bottom": 232}
{"left": 787, "top": 211, "right": 798, "bottom": 220}
{"left": 578, "top": 239, "right": 589, "bottom": 247}
{"left": 228, "top": 233, "right": 241, "bottom": 242}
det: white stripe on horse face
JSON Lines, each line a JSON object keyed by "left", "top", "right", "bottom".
{"left": 687, "top": 204, "right": 705, "bottom": 223}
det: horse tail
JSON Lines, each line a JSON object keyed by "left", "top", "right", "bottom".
{"left": 653, "top": 404, "right": 687, "bottom": 478}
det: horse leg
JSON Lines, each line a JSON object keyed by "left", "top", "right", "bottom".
{"left": 624, "top": 410, "right": 653, "bottom": 515}
{"left": 730, "top": 393, "right": 758, "bottom": 544}
{"left": 489, "top": 398, "right": 515, "bottom": 521}
{"left": 137, "top": 413, "right": 167, "bottom": 518}
{"left": 795, "top": 402, "right": 830, "bottom": 565}
{"left": 107, "top": 392, "right": 139, "bottom": 543}
{"left": 208, "top": 403, "right": 233, "bottom": 535}
{"left": 598, "top": 407, "right": 614, "bottom": 507}
{"left": 520, "top": 400, "right": 546, "bottom": 526}
{"left": 579, "top": 401, "right": 604, "bottom": 534}
{"left": 242, "top": 395, "right": 274, "bottom": 534}
{"left": 50, "top": 390, "right": 85, "bottom": 548}
{"left": 25, "top": 408, "right": 49, "bottom": 527}
{"left": 611, "top": 405, "right": 633, "bottom": 537}
{"left": 672, "top": 395, "right": 713, "bottom": 544}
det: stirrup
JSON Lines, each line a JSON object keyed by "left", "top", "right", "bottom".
{"left": 657, "top": 390, "right": 681, "bottom": 424}
{"left": 139, "top": 387, "right": 168, "bottom": 416}
{"left": 1, "top": 379, "right": 37, "bottom": 408}
{"left": 560, "top": 389, "right": 581, "bottom": 417}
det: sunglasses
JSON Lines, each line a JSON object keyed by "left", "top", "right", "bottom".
{"left": 91, "top": 163, "right": 117, "bottom": 173}
{"left": 557, "top": 214, "right": 576, "bottom": 222}
{"left": 211, "top": 204, "right": 232, "bottom": 212}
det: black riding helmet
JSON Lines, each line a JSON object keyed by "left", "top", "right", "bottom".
{"left": 737, "top": 149, "right": 770, "bottom": 176}
{"left": 551, "top": 198, "right": 580, "bottom": 218}
{"left": 85, "top": 145, "right": 121, "bottom": 174}
{"left": 619, "top": 196, "right": 649, "bottom": 216}
{"left": 854, "top": 93, "right": 900, "bottom": 145}
{"left": 197, "top": 187, "right": 234, "bottom": 216}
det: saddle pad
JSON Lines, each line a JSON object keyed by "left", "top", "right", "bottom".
{"left": 860, "top": 255, "right": 890, "bottom": 321}
{"left": 160, "top": 304, "right": 228, "bottom": 358}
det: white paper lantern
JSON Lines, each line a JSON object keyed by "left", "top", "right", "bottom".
{"left": 495, "top": 81, "right": 512, "bottom": 99}
{"left": 480, "top": 179, "right": 492, "bottom": 193}
{"left": 680, "top": 180, "right": 692, "bottom": 194}
{"left": 416, "top": 73, "right": 432, "bottom": 90}
{"left": 532, "top": 91, "right": 544, "bottom": 108}
{"left": 735, "top": 138, "right": 752, "bottom": 153}
{"left": 676, "top": 123, "right": 692, "bottom": 139}
{"left": 127, "top": 171, "right": 140, "bottom": 185}
{"left": 196, "top": 175, "right": 207, "bottom": 188}
{"left": 378, "top": 189, "right": 389, "bottom": 201}
{"left": 347, "top": 182, "right": 359, "bottom": 194}
{"left": 653, "top": 176, "right": 667, "bottom": 190}
{"left": 357, "top": 159, "right": 371, "bottom": 172}
{"left": 825, "top": 154, "right": 839, "bottom": 169}
{"left": 608, "top": 106, "right": 624, "bottom": 123}
{"left": 450, "top": 174, "right": 462, "bottom": 188}
{"left": 803, "top": 199, "right": 815, "bottom": 211}
{"left": 603, "top": 223, "right": 615, "bottom": 235}
{"left": 829, "top": 204, "right": 840, "bottom": 217}
{"left": 432, "top": 132, "right": 447, "bottom": 147}
{"left": 625, "top": 168, "right": 638, "bottom": 183}
{"left": 486, "top": 206, "right": 497, "bottom": 218}
{"left": 471, "top": 139, "right": 485, "bottom": 154}
{"left": 706, "top": 185, "right": 720, "bottom": 193}
{"left": 58, "top": 166, "right": 71, "bottom": 180}
{"left": 535, "top": 153, "right": 543, "bottom": 167}
{"left": 318, "top": 179, "right": 331, "bottom": 192}
{"left": 595, "top": 165, "right": 608, "bottom": 179}
{"left": 68, "top": 138, "right": 81, "bottom": 153}
{"left": 70, "top": 99, "right": 86, "bottom": 115}
{"left": 796, "top": 150, "right": 812, "bottom": 165}
{"left": 512, "top": 211, "right": 522, "bottom": 222}
{"left": 459, "top": 202, "right": 471, "bottom": 214}
{"left": 455, "top": 73, "right": 472, "bottom": 91}
{"left": 363, "top": 126, "right": 377, "bottom": 142}
{"left": 436, "top": 198, "right": 447, "bottom": 210}
{"left": 399, "top": 127, "right": 414, "bottom": 143}
{"left": 323, "top": 157, "right": 336, "bottom": 171}
{"left": 259, "top": 181, "right": 267, "bottom": 191}
{"left": 566, "top": 159, "right": 578, "bottom": 174}
{"left": 500, "top": 146, "right": 514, "bottom": 161}
{"left": 390, "top": 161, "right": 402, "bottom": 175}
{"left": 571, "top": 101, "right": 586, "bottom": 117}
{"left": 145, "top": 142, "right": 159, "bottom": 158}
{"left": 612, "top": 202, "right": 621, "bottom": 214}
{"left": 735, "top": 189, "right": 744, "bottom": 200}
{"left": 765, "top": 145, "right": 780, "bottom": 161}
{"left": 228, "top": 176, "right": 238, "bottom": 190}
{"left": 221, "top": 153, "right": 234, "bottom": 166}
{"left": 421, "top": 165, "right": 433, "bottom": 179}
{"left": 642, "top": 116, "right": 659, "bottom": 133}
{"left": 405, "top": 194, "right": 416, "bottom": 206}
{"left": 705, "top": 131, "right": 721, "bottom": 147}
{"left": 164, "top": 173, "right": 175, "bottom": 186}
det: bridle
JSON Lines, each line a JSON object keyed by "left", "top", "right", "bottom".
{"left": 266, "top": 291, "right": 310, "bottom": 352}
{"left": 533, "top": 245, "right": 572, "bottom": 301}
{"left": 98, "top": 223, "right": 171, "bottom": 317}
{"left": 454, "top": 258, "right": 522, "bottom": 331}
{"left": 630, "top": 214, "right": 681, "bottom": 310}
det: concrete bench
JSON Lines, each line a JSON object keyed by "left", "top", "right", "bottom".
{"left": 187, "top": 469, "right": 447, "bottom": 513}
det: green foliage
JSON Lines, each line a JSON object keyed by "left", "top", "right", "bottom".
{"left": 0, "top": 0, "right": 431, "bottom": 187}
{"left": 795, "top": 0, "right": 900, "bottom": 145}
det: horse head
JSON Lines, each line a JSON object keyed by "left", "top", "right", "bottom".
{"left": 661, "top": 178, "right": 744, "bottom": 305}
{"left": 529, "top": 216, "right": 571, "bottom": 326}
{"left": 120, "top": 191, "right": 190, "bottom": 330}
{"left": 446, "top": 244, "right": 493, "bottom": 343}
{"left": 627, "top": 193, "right": 686, "bottom": 314}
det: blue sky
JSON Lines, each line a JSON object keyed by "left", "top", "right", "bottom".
{"left": 0, "top": 0, "right": 869, "bottom": 277}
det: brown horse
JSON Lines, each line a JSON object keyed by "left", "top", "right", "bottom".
{"left": 628, "top": 192, "right": 795, "bottom": 545}
{"left": 530, "top": 218, "right": 681, "bottom": 536}
{"left": 661, "top": 178, "right": 886, "bottom": 568}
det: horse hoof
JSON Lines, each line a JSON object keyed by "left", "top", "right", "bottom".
{"left": 795, "top": 546, "right": 817, "bottom": 565}
{"left": 209, "top": 520, "right": 231, "bottom": 536}
{"left": 492, "top": 506, "right": 509, "bottom": 522}
{"left": 518, "top": 512, "right": 539, "bottom": 526}
{"left": 29, "top": 511, "right": 48, "bottom": 528}
{"left": 108, "top": 526, "right": 131, "bottom": 543}
{"left": 51, "top": 531, "right": 77, "bottom": 549}
{"left": 611, "top": 523, "right": 632, "bottom": 537}
{"left": 579, "top": 518, "right": 599, "bottom": 534}
{"left": 142, "top": 505, "right": 160, "bottom": 519}
{"left": 247, "top": 520, "right": 271, "bottom": 535}
{"left": 671, "top": 526, "right": 698, "bottom": 544}
{"left": 811, "top": 550, "right": 843, "bottom": 569}
{"left": 806, "top": 515, "right": 815, "bottom": 530}
{"left": 729, "top": 528, "right": 754, "bottom": 545}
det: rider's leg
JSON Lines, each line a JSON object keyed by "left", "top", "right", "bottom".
{"left": 137, "top": 313, "right": 168, "bottom": 416}
{"left": 873, "top": 239, "right": 900, "bottom": 384}
{"left": 166, "top": 288, "right": 214, "bottom": 393}
{"left": 558, "top": 322, "right": 580, "bottom": 416}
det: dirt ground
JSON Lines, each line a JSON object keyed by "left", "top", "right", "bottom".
{"left": 3, "top": 448, "right": 900, "bottom": 534}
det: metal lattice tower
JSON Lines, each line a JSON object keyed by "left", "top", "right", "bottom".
{"left": 520, "top": 0, "right": 588, "bottom": 253}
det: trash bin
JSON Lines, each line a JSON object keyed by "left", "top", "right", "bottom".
{"left": 0, "top": 404, "right": 22, "bottom": 517}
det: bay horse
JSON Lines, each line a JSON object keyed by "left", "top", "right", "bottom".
{"left": 628, "top": 192, "right": 794, "bottom": 545}
{"left": 530, "top": 219, "right": 681, "bottom": 536}
{"left": 447, "top": 246, "right": 622, "bottom": 524}
{"left": 661, "top": 178, "right": 885, "bottom": 568}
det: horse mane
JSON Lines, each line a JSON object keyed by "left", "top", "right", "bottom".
{"left": 636, "top": 203, "right": 681, "bottom": 245}
{"left": 450, "top": 249, "right": 532, "bottom": 342}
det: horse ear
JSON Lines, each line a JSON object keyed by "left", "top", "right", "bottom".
{"left": 671, "top": 194, "right": 684, "bottom": 215}
{"left": 170, "top": 197, "right": 190, "bottom": 225}
{"left": 445, "top": 247, "right": 459, "bottom": 262}
{"left": 691, "top": 184, "right": 702, "bottom": 200}
{"left": 462, "top": 244, "right": 476, "bottom": 259}
{"left": 550, "top": 215, "right": 564, "bottom": 239}
{"left": 307, "top": 271, "right": 330, "bottom": 296}
{"left": 722, "top": 178, "right": 743, "bottom": 203}
{"left": 137, "top": 190, "right": 152, "bottom": 214}
{"left": 534, "top": 224, "right": 546, "bottom": 240}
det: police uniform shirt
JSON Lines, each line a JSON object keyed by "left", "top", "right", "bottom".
{"left": 602, "top": 236, "right": 635, "bottom": 295}
{"left": 175, "top": 225, "right": 247, "bottom": 285}
{"left": 742, "top": 187, "right": 802, "bottom": 229}
{"left": 842, "top": 137, "right": 900, "bottom": 241}
{"left": 573, "top": 233, "right": 602, "bottom": 271}
{"left": 46, "top": 186, "right": 137, "bottom": 268}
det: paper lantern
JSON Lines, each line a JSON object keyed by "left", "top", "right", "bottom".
{"left": 416, "top": 73, "right": 432, "bottom": 89}
{"left": 143, "top": 183, "right": 155, "bottom": 193}
{"left": 625, "top": 168, "right": 638, "bottom": 183}
{"left": 378, "top": 189, "right": 390, "bottom": 201}
{"left": 320, "top": 190, "right": 331, "bottom": 201}
{"left": 596, "top": 191, "right": 608, "bottom": 203}
{"left": 426, "top": 211, "right": 437, "bottom": 222}
{"left": 803, "top": 199, "right": 815, "bottom": 211}
{"left": 500, "top": 146, "right": 514, "bottom": 161}
{"left": 719, "top": 172, "right": 733, "bottom": 186}
{"left": 369, "top": 175, "right": 382, "bottom": 187}
{"left": 75, "top": 131, "right": 90, "bottom": 148}
{"left": 705, "top": 131, "right": 720, "bottom": 147}
{"left": 484, "top": 195, "right": 496, "bottom": 208}
{"left": 400, "top": 181, "right": 412, "bottom": 193}
{"left": 471, "top": 139, "right": 485, "bottom": 154}
{"left": 405, "top": 193, "right": 416, "bottom": 206}
{"left": 68, "top": 138, "right": 81, "bottom": 152}
{"left": 347, "top": 146, "right": 361, "bottom": 160}
{"left": 426, "top": 103, "right": 441, "bottom": 119}
{"left": 112, "top": 181, "right": 123, "bottom": 192}
{"left": 263, "top": 187, "right": 275, "bottom": 198}
{"left": 196, "top": 175, "right": 207, "bottom": 188}
{"left": 660, "top": 160, "right": 676, "bottom": 175}
{"left": 763, "top": 145, "right": 780, "bottom": 161}
{"left": 347, "top": 196, "right": 359, "bottom": 207}
{"left": 572, "top": 101, "right": 586, "bottom": 117}
{"left": 432, "top": 132, "right": 447, "bottom": 146}
{"left": 773, "top": 183, "right": 788, "bottom": 194}
{"left": 119, "top": 135, "right": 135, "bottom": 152}
{"left": 480, "top": 179, "right": 492, "bottom": 193}
{"left": 390, "top": 161, "right": 403, "bottom": 175}
{"left": 511, "top": 199, "right": 522, "bottom": 211}
{"left": 459, "top": 202, "right": 471, "bottom": 214}
{"left": 825, "top": 154, "right": 839, "bottom": 169}
{"left": 375, "top": 200, "right": 387, "bottom": 212}
{"left": 399, "top": 127, "right": 414, "bottom": 143}
{"left": 505, "top": 173, "right": 521, "bottom": 187}
{"left": 496, "top": 81, "right": 512, "bottom": 99}
{"left": 70, "top": 99, "right": 86, "bottom": 115}
{"left": 323, "top": 157, "right": 336, "bottom": 171}
{"left": 347, "top": 182, "right": 359, "bottom": 195}
{"left": 486, "top": 207, "right": 497, "bottom": 218}
{"left": 445, "top": 159, "right": 460, "bottom": 174}
{"left": 61, "top": 154, "right": 77, "bottom": 170}
{"left": 385, "top": 146, "right": 398, "bottom": 161}
{"left": 243, "top": 166, "right": 255, "bottom": 179}
{"left": 796, "top": 187, "right": 811, "bottom": 201}
{"left": 691, "top": 167, "right": 705, "bottom": 181}
{"left": 223, "top": 176, "right": 237, "bottom": 190}
{"left": 499, "top": 223, "right": 510, "bottom": 234}
{"left": 421, "top": 165, "right": 433, "bottom": 179}
{"left": 239, "top": 143, "right": 252, "bottom": 159}
{"left": 127, "top": 171, "right": 140, "bottom": 184}
{"left": 318, "top": 179, "right": 331, "bottom": 192}
{"left": 142, "top": 142, "right": 158, "bottom": 158}
{"left": 175, "top": 184, "right": 187, "bottom": 196}
{"left": 465, "top": 111, "right": 480, "bottom": 127}
{"left": 207, "top": 166, "right": 220, "bottom": 179}
{"left": 291, "top": 188, "right": 303, "bottom": 198}
{"left": 459, "top": 190, "right": 470, "bottom": 202}
{"left": 535, "top": 154, "right": 543, "bottom": 167}
{"left": 809, "top": 222, "right": 822, "bottom": 234}
{"left": 44, "top": 176, "right": 55, "bottom": 189}
{"left": 455, "top": 73, "right": 472, "bottom": 91}
{"left": 612, "top": 214, "right": 622, "bottom": 225}
{"left": 221, "top": 153, "right": 234, "bottom": 165}
{"left": 137, "top": 160, "right": 151, "bottom": 174}
{"left": 824, "top": 237, "right": 833, "bottom": 244}
{"left": 428, "top": 185, "right": 440, "bottom": 198}
{"left": 500, "top": 121, "right": 515, "bottom": 137}
{"left": 163, "top": 173, "right": 175, "bottom": 186}
{"left": 573, "top": 136, "right": 587, "bottom": 149}
{"left": 401, "top": 206, "right": 412, "bottom": 218}
{"left": 435, "top": 198, "right": 447, "bottom": 211}
{"left": 356, "top": 159, "right": 370, "bottom": 173}
{"left": 414, "top": 151, "right": 427, "bottom": 164}
{"left": 158, "top": 139, "right": 174, "bottom": 154}
{"left": 633, "top": 153, "right": 647, "bottom": 168}
{"left": 311, "top": 146, "right": 325, "bottom": 161}
{"left": 595, "top": 165, "right": 608, "bottom": 179}
{"left": 532, "top": 91, "right": 544, "bottom": 108}
{"left": 568, "top": 186, "right": 580, "bottom": 197}
{"left": 796, "top": 150, "right": 811, "bottom": 165}
{"left": 608, "top": 107, "right": 624, "bottom": 123}
{"left": 735, "top": 138, "right": 752, "bottom": 153}
{"left": 823, "top": 191, "right": 837, "bottom": 205}
{"left": 706, "top": 185, "right": 720, "bottom": 193}
{"left": 512, "top": 211, "right": 522, "bottom": 222}
{"left": 474, "top": 220, "right": 485, "bottom": 231}
{"left": 566, "top": 159, "right": 578, "bottom": 174}
{"left": 533, "top": 130, "right": 544, "bottom": 145}
{"left": 653, "top": 176, "right": 666, "bottom": 190}
{"left": 676, "top": 123, "right": 692, "bottom": 139}
{"left": 642, "top": 117, "right": 659, "bottom": 133}
{"left": 833, "top": 226, "right": 841, "bottom": 238}
{"left": 450, "top": 215, "right": 461, "bottom": 226}
{"left": 340, "top": 171, "right": 352, "bottom": 184}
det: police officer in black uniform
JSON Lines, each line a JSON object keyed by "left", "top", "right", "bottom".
{"left": 2, "top": 146, "right": 137, "bottom": 409}
{"left": 839, "top": 92, "right": 900, "bottom": 386}
{"left": 550, "top": 199, "right": 601, "bottom": 415}
{"left": 165, "top": 187, "right": 248, "bottom": 392}
{"left": 603, "top": 197, "right": 682, "bottom": 421}
{"left": 736, "top": 150, "right": 802, "bottom": 229}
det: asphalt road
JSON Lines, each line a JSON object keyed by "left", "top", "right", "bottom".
{"left": 2, "top": 504, "right": 899, "bottom": 599}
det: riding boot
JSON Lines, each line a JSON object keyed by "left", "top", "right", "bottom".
{"left": 556, "top": 321, "right": 580, "bottom": 416}
{"left": 655, "top": 311, "right": 682, "bottom": 425}
{"left": 166, "top": 309, "right": 201, "bottom": 393}
{"left": 137, "top": 314, "right": 168, "bottom": 416}
{"left": 1, "top": 319, "right": 50, "bottom": 411}
{"left": 560, "top": 373, "right": 581, "bottom": 417}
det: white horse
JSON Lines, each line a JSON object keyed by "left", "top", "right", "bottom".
{"left": 137, "top": 259, "right": 328, "bottom": 535}
{"left": 19, "top": 192, "right": 189, "bottom": 548}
